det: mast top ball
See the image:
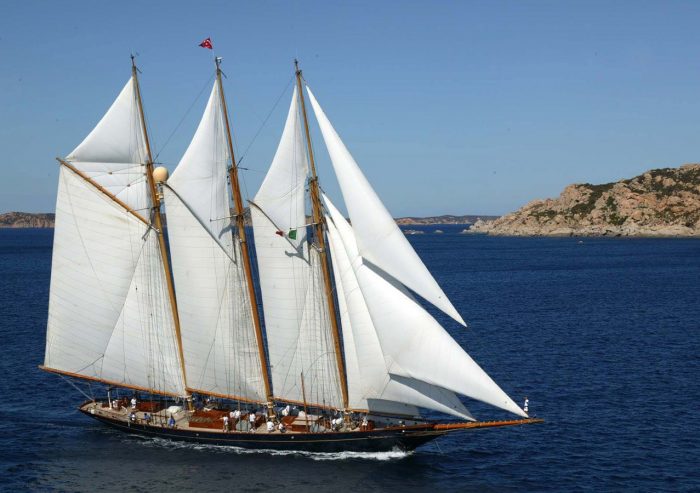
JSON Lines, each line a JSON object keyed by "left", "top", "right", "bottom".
{"left": 153, "top": 166, "right": 169, "bottom": 183}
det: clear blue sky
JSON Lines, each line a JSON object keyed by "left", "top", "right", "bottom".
{"left": 3, "top": 0, "right": 700, "bottom": 216}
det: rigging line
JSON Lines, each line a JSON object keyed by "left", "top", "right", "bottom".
{"left": 59, "top": 374, "right": 95, "bottom": 402}
{"left": 153, "top": 73, "right": 216, "bottom": 162}
{"left": 236, "top": 74, "right": 295, "bottom": 167}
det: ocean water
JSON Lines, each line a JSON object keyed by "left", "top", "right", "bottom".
{"left": 1, "top": 226, "right": 698, "bottom": 492}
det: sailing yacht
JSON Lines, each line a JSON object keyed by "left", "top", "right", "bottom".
{"left": 40, "top": 57, "right": 541, "bottom": 452}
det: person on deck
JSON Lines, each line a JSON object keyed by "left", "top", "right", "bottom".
{"left": 129, "top": 412, "right": 136, "bottom": 423}
{"left": 223, "top": 415, "right": 230, "bottom": 432}
{"left": 266, "top": 420, "right": 274, "bottom": 433}
{"left": 168, "top": 415, "right": 176, "bottom": 428}
{"left": 249, "top": 412, "right": 256, "bottom": 432}
{"left": 278, "top": 422, "right": 286, "bottom": 433}
{"left": 130, "top": 397, "right": 137, "bottom": 409}
{"left": 231, "top": 409, "right": 241, "bottom": 420}
{"left": 144, "top": 412, "right": 151, "bottom": 425}
{"left": 361, "top": 415, "right": 369, "bottom": 430}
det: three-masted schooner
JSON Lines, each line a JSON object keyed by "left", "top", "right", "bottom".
{"left": 41, "top": 56, "right": 542, "bottom": 452}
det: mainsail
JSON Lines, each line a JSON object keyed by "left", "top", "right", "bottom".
{"left": 44, "top": 77, "right": 185, "bottom": 397}
{"left": 251, "top": 88, "right": 343, "bottom": 409}
{"left": 163, "top": 80, "right": 266, "bottom": 402}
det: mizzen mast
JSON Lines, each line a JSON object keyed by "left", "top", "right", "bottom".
{"left": 131, "top": 56, "right": 189, "bottom": 394}
{"left": 294, "top": 59, "right": 349, "bottom": 411}
{"left": 215, "top": 57, "right": 275, "bottom": 410}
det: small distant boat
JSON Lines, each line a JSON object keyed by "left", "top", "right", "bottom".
{"left": 40, "top": 56, "right": 541, "bottom": 452}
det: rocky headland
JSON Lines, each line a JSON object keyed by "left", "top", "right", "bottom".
{"left": 0, "top": 212, "right": 55, "bottom": 228}
{"left": 396, "top": 214, "right": 498, "bottom": 225}
{"left": 469, "top": 164, "right": 700, "bottom": 237}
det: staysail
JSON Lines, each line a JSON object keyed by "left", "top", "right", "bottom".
{"left": 323, "top": 195, "right": 526, "bottom": 417}
{"left": 251, "top": 88, "right": 343, "bottom": 409}
{"left": 163, "top": 80, "right": 266, "bottom": 402}
{"left": 324, "top": 197, "right": 474, "bottom": 420}
{"left": 306, "top": 87, "right": 466, "bottom": 327}
{"left": 44, "top": 78, "right": 185, "bottom": 396}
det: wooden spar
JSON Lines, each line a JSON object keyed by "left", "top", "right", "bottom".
{"left": 214, "top": 58, "right": 274, "bottom": 409}
{"left": 131, "top": 57, "right": 189, "bottom": 395}
{"left": 57, "top": 158, "right": 149, "bottom": 226}
{"left": 38, "top": 365, "right": 183, "bottom": 398}
{"left": 185, "top": 387, "right": 265, "bottom": 405}
{"left": 300, "top": 372, "right": 310, "bottom": 432}
{"left": 433, "top": 417, "right": 544, "bottom": 431}
{"left": 294, "top": 60, "right": 350, "bottom": 411}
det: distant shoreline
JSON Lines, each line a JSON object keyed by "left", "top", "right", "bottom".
{"left": 0, "top": 211, "right": 500, "bottom": 229}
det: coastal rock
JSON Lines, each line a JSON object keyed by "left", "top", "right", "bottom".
{"left": 479, "top": 164, "right": 700, "bottom": 237}
{"left": 0, "top": 212, "right": 55, "bottom": 228}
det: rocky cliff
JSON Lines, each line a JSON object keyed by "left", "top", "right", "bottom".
{"left": 469, "top": 164, "right": 700, "bottom": 237}
{"left": 0, "top": 212, "right": 55, "bottom": 228}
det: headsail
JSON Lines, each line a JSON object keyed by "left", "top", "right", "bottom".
{"left": 323, "top": 196, "right": 526, "bottom": 418}
{"left": 251, "top": 88, "right": 343, "bottom": 409}
{"left": 164, "top": 81, "right": 266, "bottom": 402}
{"left": 325, "top": 197, "right": 474, "bottom": 420}
{"left": 306, "top": 87, "right": 466, "bottom": 327}
{"left": 45, "top": 78, "right": 185, "bottom": 396}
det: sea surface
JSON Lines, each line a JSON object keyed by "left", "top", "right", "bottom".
{"left": 1, "top": 226, "right": 698, "bottom": 492}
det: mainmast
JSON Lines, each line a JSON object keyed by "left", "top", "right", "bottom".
{"left": 294, "top": 60, "right": 350, "bottom": 411}
{"left": 131, "top": 56, "right": 189, "bottom": 396}
{"left": 215, "top": 57, "right": 275, "bottom": 410}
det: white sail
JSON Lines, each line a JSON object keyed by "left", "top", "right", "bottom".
{"left": 45, "top": 166, "right": 185, "bottom": 396}
{"left": 164, "top": 81, "right": 266, "bottom": 402}
{"left": 251, "top": 90, "right": 342, "bottom": 408}
{"left": 306, "top": 87, "right": 465, "bottom": 326}
{"left": 325, "top": 200, "right": 474, "bottom": 420}
{"left": 323, "top": 195, "right": 525, "bottom": 418}
{"left": 67, "top": 78, "right": 150, "bottom": 215}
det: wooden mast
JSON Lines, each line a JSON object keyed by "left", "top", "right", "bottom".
{"left": 294, "top": 59, "right": 349, "bottom": 411}
{"left": 214, "top": 57, "right": 275, "bottom": 411}
{"left": 131, "top": 56, "right": 190, "bottom": 396}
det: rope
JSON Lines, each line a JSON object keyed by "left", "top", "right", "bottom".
{"left": 153, "top": 73, "right": 216, "bottom": 162}
{"left": 59, "top": 374, "right": 95, "bottom": 402}
{"left": 236, "top": 74, "right": 295, "bottom": 167}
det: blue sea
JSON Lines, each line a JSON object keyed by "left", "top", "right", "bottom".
{"left": 1, "top": 226, "right": 698, "bottom": 492}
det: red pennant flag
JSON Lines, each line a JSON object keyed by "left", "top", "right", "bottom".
{"left": 199, "top": 37, "right": 213, "bottom": 50}
{"left": 275, "top": 230, "right": 284, "bottom": 237}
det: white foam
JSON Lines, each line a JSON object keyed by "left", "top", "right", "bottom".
{"left": 125, "top": 434, "right": 413, "bottom": 461}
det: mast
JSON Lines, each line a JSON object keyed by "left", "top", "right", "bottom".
{"left": 294, "top": 59, "right": 349, "bottom": 411}
{"left": 215, "top": 57, "right": 274, "bottom": 410}
{"left": 131, "top": 56, "right": 189, "bottom": 396}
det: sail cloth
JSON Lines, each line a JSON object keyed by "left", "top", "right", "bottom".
{"left": 306, "top": 87, "right": 466, "bottom": 327}
{"left": 45, "top": 166, "right": 185, "bottom": 396}
{"left": 324, "top": 199, "right": 474, "bottom": 421}
{"left": 66, "top": 78, "right": 151, "bottom": 216}
{"left": 251, "top": 89, "right": 343, "bottom": 409}
{"left": 164, "top": 81, "right": 266, "bottom": 402}
{"left": 323, "top": 196, "right": 526, "bottom": 418}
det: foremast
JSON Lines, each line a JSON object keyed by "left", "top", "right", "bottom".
{"left": 131, "top": 56, "right": 190, "bottom": 399}
{"left": 215, "top": 58, "right": 275, "bottom": 412}
{"left": 294, "top": 60, "right": 350, "bottom": 412}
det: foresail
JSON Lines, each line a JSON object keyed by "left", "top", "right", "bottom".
{"left": 251, "top": 90, "right": 342, "bottom": 408}
{"left": 306, "top": 87, "right": 465, "bottom": 326}
{"left": 66, "top": 78, "right": 150, "bottom": 215}
{"left": 325, "top": 198, "right": 474, "bottom": 420}
{"left": 324, "top": 195, "right": 525, "bottom": 418}
{"left": 45, "top": 166, "right": 185, "bottom": 396}
{"left": 164, "top": 81, "right": 265, "bottom": 402}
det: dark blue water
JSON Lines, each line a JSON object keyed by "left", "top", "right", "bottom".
{"left": 1, "top": 227, "right": 698, "bottom": 492}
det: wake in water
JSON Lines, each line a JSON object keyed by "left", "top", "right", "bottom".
{"left": 120, "top": 433, "right": 413, "bottom": 461}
